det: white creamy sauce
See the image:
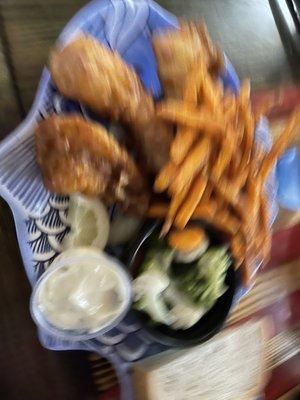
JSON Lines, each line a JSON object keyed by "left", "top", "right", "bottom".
{"left": 37, "top": 261, "right": 124, "bottom": 332}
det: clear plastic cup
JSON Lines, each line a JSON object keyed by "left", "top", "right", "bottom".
{"left": 30, "top": 247, "right": 132, "bottom": 340}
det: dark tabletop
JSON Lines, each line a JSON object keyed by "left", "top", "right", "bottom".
{"left": 0, "top": 1, "right": 299, "bottom": 399}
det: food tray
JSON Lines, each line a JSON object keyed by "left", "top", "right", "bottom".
{"left": 0, "top": 1, "right": 278, "bottom": 399}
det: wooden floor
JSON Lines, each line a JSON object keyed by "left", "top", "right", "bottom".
{"left": 0, "top": 1, "right": 299, "bottom": 399}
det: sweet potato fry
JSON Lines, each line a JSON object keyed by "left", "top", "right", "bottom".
{"left": 156, "top": 101, "right": 223, "bottom": 135}
{"left": 170, "top": 127, "right": 199, "bottom": 165}
{"left": 234, "top": 121, "right": 246, "bottom": 148}
{"left": 223, "top": 93, "right": 236, "bottom": 121}
{"left": 259, "top": 193, "right": 272, "bottom": 261}
{"left": 230, "top": 231, "right": 245, "bottom": 270}
{"left": 191, "top": 200, "right": 217, "bottom": 220}
{"left": 161, "top": 185, "right": 190, "bottom": 236}
{"left": 248, "top": 173, "right": 264, "bottom": 226}
{"left": 213, "top": 210, "right": 240, "bottom": 236}
{"left": 213, "top": 181, "right": 247, "bottom": 224}
{"left": 228, "top": 155, "right": 240, "bottom": 180}
{"left": 154, "top": 162, "right": 177, "bottom": 193}
{"left": 157, "top": 99, "right": 205, "bottom": 118}
{"left": 197, "top": 21, "right": 215, "bottom": 60}
{"left": 175, "top": 175, "right": 208, "bottom": 229}
{"left": 201, "top": 182, "right": 214, "bottom": 202}
{"left": 184, "top": 52, "right": 223, "bottom": 112}
{"left": 168, "top": 226, "right": 207, "bottom": 252}
{"left": 211, "top": 177, "right": 240, "bottom": 206}
{"left": 184, "top": 79, "right": 198, "bottom": 105}
{"left": 242, "top": 146, "right": 264, "bottom": 214}
{"left": 183, "top": 57, "right": 207, "bottom": 104}
{"left": 259, "top": 108, "right": 300, "bottom": 182}
{"left": 169, "top": 58, "right": 210, "bottom": 165}
{"left": 202, "top": 76, "right": 221, "bottom": 113}
{"left": 239, "top": 79, "right": 251, "bottom": 108}
{"left": 202, "top": 66, "right": 224, "bottom": 114}
{"left": 249, "top": 144, "right": 265, "bottom": 176}
{"left": 194, "top": 206, "right": 240, "bottom": 236}
{"left": 240, "top": 107, "right": 255, "bottom": 168}
{"left": 212, "top": 129, "right": 235, "bottom": 181}
{"left": 236, "top": 80, "right": 252, "bottom": 165}
{"left": 242, "top": 256, "right": 252, "bottom": 285}
{"left": 170, "top": 137, "right": 210, "bottom": 195}
{"left": 196, "top": 203, "right": 241, "bottom": 236}
{"left": 147, "top": 203, "right": 169, "bottom": 219}
{"left": 232, "top": 167, "right": 249, "bottom": 191}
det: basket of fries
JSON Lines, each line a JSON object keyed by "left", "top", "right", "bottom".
{"left": 149, "top": 84, "right": 282, "bottom": 292}
{"left": 1, "top": 0, "right": 299, "bottom": 373}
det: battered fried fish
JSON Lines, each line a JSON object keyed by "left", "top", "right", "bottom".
{"left": 35, "top": 115, "right": 150, "bottom": 215}
{"left": 49, "top": 35, "right": 172, "bottom": 174}
{"left": 50, "top": 35, "right": 154, "bottom": 126}
{"left": 152, "top": 22, "right": 223, "bottom": 99}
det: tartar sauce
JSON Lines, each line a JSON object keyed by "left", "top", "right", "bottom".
{"left": 35, "top": 249, "right": 130, "bottom": 333}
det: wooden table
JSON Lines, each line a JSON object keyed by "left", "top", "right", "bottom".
{"left": 0, "top": 1, "right": 299, "bottom": 399}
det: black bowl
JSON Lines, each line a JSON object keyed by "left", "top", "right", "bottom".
{"left": 124, "top": 221, "right": 237, "bottom": 347}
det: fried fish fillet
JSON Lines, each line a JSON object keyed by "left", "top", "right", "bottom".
{"left": 152, "top": 22, "right": 223, "bottom": 99}
{"left": 50, "top": 35, "right": 154, "bottom": 126}
{"left": 49, "top": 35, "right": 172, "bottom": 174}
{"left": 133, "top": 118, "right": 173, "bottom": 174}
{"left": 35, "top": 115, "right": 150, "bottom": 215}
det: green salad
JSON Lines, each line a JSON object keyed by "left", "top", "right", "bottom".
{"left": 133, "top": 238, "right": 230, "bottom": 330}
